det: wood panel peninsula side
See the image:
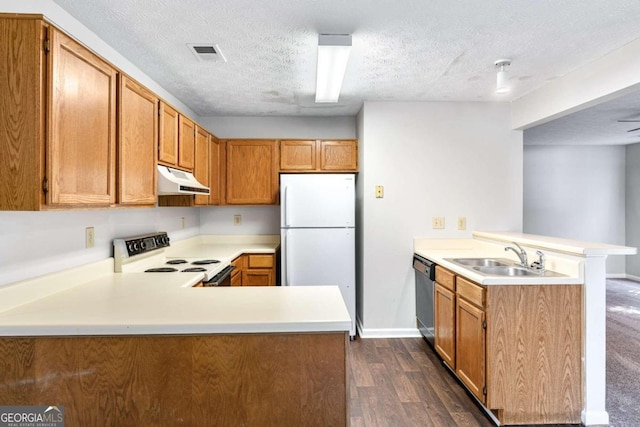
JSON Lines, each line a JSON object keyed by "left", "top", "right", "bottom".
{"left": 0, "top": 333, "right": 347, "bottom": 427}
{"left": 414, "top": 231, "right": 637, "bottom": 426}
{"left": 0, "top": 236, "right": 350, "bottom": 427}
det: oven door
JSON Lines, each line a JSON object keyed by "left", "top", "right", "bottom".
{"left": 203, "top": 265, "right": 235, "bottom": 287}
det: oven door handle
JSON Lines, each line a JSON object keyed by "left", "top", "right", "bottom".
{"left": 205, "top": 265, "right": 235, "bottom": 286}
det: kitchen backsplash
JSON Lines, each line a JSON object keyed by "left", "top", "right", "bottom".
{"left": 0, "top": 207, "right": 200, "bottom": 287}
{"left": 199, "top": 206, "right": 280, "bottom": 235}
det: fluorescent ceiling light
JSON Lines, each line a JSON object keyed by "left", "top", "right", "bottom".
{"left": 315, "top": 34, "right": 352, "bottom": 103}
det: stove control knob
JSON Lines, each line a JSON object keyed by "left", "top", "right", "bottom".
{"left": 140, "top": 241, "right": 147, "bottom": 250}
{"left": 133, "top": 242, "right": 140, "bottom": 251}
{"left": 127, "top": 243, "right": 135, "bottom": 253}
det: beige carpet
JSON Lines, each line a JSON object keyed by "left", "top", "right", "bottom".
{"left": 606, "top": 279, "right": 640, "bottom": 427}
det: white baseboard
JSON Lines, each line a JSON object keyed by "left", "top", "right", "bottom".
{"left": 622, "top": 274, "right": 640, "bottom": 282}
{"left": 606, "top": 273, "right": 628, "bottom": 279}
{"left": 356, "top": 317, "right": 422, "bottom": 339}
{"left": 581, "top": 409, "right": 609, "bottom": 426}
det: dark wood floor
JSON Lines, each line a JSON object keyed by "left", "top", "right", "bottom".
{"left": 348, "top": 337, "right": 494, "bottom": 427}
{"left": 348, "top": 337, "right": 583, "bottom": 427}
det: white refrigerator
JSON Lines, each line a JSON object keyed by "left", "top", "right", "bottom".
{"left": 280, "top": 174, "right": 356, "bottom": 337}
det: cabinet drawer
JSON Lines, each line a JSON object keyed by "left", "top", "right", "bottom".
{"left": 456, "top": 276, "right": 485, "bottom": 307}
{"left": 435, "top": 265, "right": 456, "bottom": 291}
{"left": 247, "top": 254, "right": 274, "bottom": 268}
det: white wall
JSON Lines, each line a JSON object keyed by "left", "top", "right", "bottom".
{"left": 0, "top": 208, "right": 199, "bottom": 287}
{"left": 626, "top": 143, "right": 640, "bottom": 278}
{"left": 523, "top": 145, "right": 626, "bottom": 274}
{"left": 357, "top": 101, "right": 522, "bottom": 332}
{"left": 199, "top": 116, "right": 356, "bottom": 139}
{"left": 200, "top": 206, "right": 280, "bottom": 235}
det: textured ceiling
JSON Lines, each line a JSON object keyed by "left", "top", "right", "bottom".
{"left": 525, "top": 90, "right": 640, "bottom": 146}
{"left": 53, "top": 0, "right": 640, "bottom": 122}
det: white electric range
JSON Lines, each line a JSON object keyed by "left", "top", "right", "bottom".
{"left": 113, "top": 232, "right": 234, "bottom": 286}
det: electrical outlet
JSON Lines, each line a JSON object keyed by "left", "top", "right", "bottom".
{"left": 85, "top": 227, "right": 95, "bottom": 248}
{"left": 432, "top": 217, "right": 445, "bottom": 229}
{"left": 457, "top": 217, "right": 467, "bottom": 230}
{"left": 234, "top": 214, "right": 242, "bottom": 225}
{"left": 375, "top": 185, "right": 384, "bottom": 198}
{"left": 181, "top": 217, "right": 185, "bottom": 229}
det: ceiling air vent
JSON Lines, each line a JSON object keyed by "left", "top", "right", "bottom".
{"left": 187, "top": 43, "right": 227, "bottom": 62}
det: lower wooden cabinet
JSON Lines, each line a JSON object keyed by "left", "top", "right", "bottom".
{"left": 455, "top": 293, "right": 486, "bottom": 403}
{"left": 243, "top": 254, "right": 275, "bottom": 286}
{"left": 231, "top": 255, "right": 244, "bottom": 286}
{"left": 435, "top": 283, "right": 456, "bottom": 368}
{"left": 230, "top": 254, "right": 276, "bottom": 286}
{"left": 431, "top": 267, "right": 583, "bottom": 425}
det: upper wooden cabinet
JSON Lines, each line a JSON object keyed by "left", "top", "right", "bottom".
{"left": 178, "top": 115, "right": 195, "bottom": 171}
{"left": 158, "top": 102, "right": 195, "bottom": 172}
{"left": 280, "top": 140, "right": 358, "bottom": 172}
{"left": 194, "top": 126, "right": 210, "bottom": 206}
{"left": 49, "top": 28, "right": 117, "bottom": 206}
{"left": 0, "top": 18, "right": 118, "bottom": 210}
{"left": 158, "top": 102, "right": 179, "bottom": 167}
{"left": 280, "top": 140, "right": 316, "bottom": 171}
{"left": 226, "top": 140, "right": 279, "bottom": 205}
{"left": 117, "top": 75, "right": 158, "bottom": 206}
{"left": 320, "top": 140, "right": 358, "bottom": 171}
{"left": 208, "top": 136, "right": 224, "bottom": 205}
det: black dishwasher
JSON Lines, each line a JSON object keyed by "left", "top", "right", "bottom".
{"left": 413, "top": 254, "right": 436, "bottom": 347}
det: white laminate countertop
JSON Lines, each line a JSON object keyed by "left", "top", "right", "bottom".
{"left": 0, "top": 235, "right": 352, "bottom": 336}
{"left": 414, "top": 231, "right": 635, "bottom": 285}
{"left": 414, "top": 237, "right": 584, "bottom": 285}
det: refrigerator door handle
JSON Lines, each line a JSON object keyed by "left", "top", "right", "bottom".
{"left": 283, "top": 185, "right": 290, "bottom": 227}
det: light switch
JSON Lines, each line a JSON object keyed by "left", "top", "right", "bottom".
{"left": 375, "top": 185, "right": 384, "bottom": 198}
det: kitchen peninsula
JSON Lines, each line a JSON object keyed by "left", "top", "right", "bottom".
{"left": 415, "top": 231, "right": 636, "bottom": 426}
{"left": 0, "top": 235, "right": 351, "bottom": 427}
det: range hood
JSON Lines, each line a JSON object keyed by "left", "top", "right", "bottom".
{"left": 157, "top": 165, "right": 210, "bottom": 196}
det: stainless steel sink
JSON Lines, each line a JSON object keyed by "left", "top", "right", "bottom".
{"left": 447, "top": 258, "right": 513, "bottom": 267}
{"left": 472, "top": 265, "right": 538, "bottom": 276}
{"left": 471, "top": 265, "right": 566, "bottom": 278}
{"left": 444, "top": 257, "right": 566, "bottom": 278}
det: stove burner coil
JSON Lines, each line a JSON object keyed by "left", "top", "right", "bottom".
{"left": 166, "top": 259, "right": 188, "bottom": 265}
{"left": 191, "top": 259, "right": 220, "bottom": 265}
{"left": 145, "top": 267, "right": 178, "bottom": 273}
{"left": 182, "top": 267, "right": 207, "bottom": 272}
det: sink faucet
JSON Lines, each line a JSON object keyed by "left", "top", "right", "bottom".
{"left": 504, "top": 242, "right": 528, "bottom": 267}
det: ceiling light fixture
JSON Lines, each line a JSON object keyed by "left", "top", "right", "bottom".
{"left": 315, "top": 34, "right": 352, "bottom": 103}
{"left": 494, "top": 59, "right": 511, "bottom": 94}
